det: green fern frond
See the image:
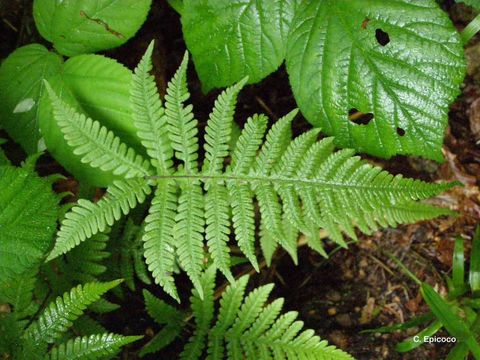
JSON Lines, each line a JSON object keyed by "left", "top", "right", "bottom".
{"left": 165, "top": 52, "right": 199, "bottom": 175}
{"left": 187, "top": 267, "right": 353, "bottom": 360}
{"left": 131, "top": 41, "right": 173, "bottom": 175}
{"left": 61, "top": 233, "right": 110, "bottom": 284}
{"left": 53, "top": 47, "right": 457, "bottom": 301}
{"left": 180, "top": 266, "right": 216, "bottom": 360}
{"left": 140, "top": 289, "right": 184, "bottom": 356}
{"left": 175, "top": 182, "right": 206, "bottom": 299}
{"left": 45, "top": 82, "right": 152, "bottom": 178}
{"left": 24, "top": 280, "right": 122, "bottom": 346}
{"left": 48, "top": 179, "right": 151, "bottom": 260}
{"left": 143, "top": 181, "right": 178, "bottom": 301}
{"left": 47, "top": 333, "right": 142, "bottom": 360}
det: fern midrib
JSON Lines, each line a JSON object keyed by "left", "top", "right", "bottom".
{"left": 145, "top": 173, "right": 436, "bottom": 193}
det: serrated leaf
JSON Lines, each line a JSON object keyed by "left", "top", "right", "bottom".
{"left": 181, "top": 0, "right": 298, "bottom": 92}
{"left": 286, "top": 0, "right": 466, "bottom": 160}
{"left": 0, "top": 165, "right": 59, "bottom": 281}
{"left": 33, "top": 0, "right": 151, "bottom": 56}
{"left": 39, "top": 54, "right": 142, "bottom": 187}
{"left": 0, "top": 44, "right": 63, "bottom": 153}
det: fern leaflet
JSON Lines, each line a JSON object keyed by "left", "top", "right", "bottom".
{"left": 47, "top": 333, "right": 142, "bottom": 360}
{"left": 45, "top": 82, "right": 152, "bottom": 178}
{"left": 48, "top": 179, "right": 151, "bottom": 260}
{"left": 24, "top": 280, "right": 122, "bottom": 346}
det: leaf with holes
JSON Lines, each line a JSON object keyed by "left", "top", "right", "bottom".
{"left": 0, "top": 44, "right": 63, "bottom": 154}
{"left": 33, "top": 0, "right": 151, "bottom": 56}
{"left": 181, "top": 0, "right": 299, "bottom": 92}
{"left": 286, "top": 0, "right": 466, "bottom": 161}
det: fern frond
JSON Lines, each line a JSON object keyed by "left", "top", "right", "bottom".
{"left": 61, "top": 233, "right": 110, "bottom": 284}
{"left": 143, "top": 181, "right": 179, "bottom": 301}
{"left": 175, "top": 182, "right": 206, "bottom": 299}
{"left": 47, "top": 333, "right": 142, "bottom": 360}
{"left": 48, "top": 179, "right": 151, "bottom": 260}
{"left": 45, "top": 82, "right": 152, "bottom": 178}
{"left": 141, "top": 289, "right": 184, "bottom": 357}
{"left": 55, "top": 50, "right": 457, "bottom": 302}
{"left": 186, "top": 268, "right": 353, "bottom": 360}
{"left": 131, "top": 41, "right": 173, "bottom": 175}
{"left": 24, "top": 280, "right": 121, "bottom": 346}
{"left": 165, "top": 52, "right": 199, "bottom": 174}
{"left": 180, "top": 266, "right": 216, "bottom": 360}
{"left": 203, "top": 77, "right": 247, "bottom": 176}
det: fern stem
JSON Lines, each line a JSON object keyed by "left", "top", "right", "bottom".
{"left": 144, "top": 173, "right": 451, "bottom": 192}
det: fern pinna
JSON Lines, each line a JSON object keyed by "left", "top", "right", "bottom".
{"left": 45, "top": 41, "right": 455, "bottom": 301}
{"left": 143, "top": 266, "right": 353, "bottom": 360}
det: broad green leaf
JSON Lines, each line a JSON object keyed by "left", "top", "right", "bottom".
{"left": 0, "top": 44, "right": 63, "bottom": 153}
{"left": 181, "top": 0, "right": 298, "bottom": 92}
{"left": 286, "top": 0, "right": 466, "bottom": 161}
{"left": 0, "top": 165, "right": 59, "bottom": 285}
{"left": 33, "top": 0, "right": 152, "bottom": 56}
{"left": 39, "top": 54, "right": 142, "bottom": 187}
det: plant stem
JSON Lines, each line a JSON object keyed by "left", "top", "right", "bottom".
{"left": 462, "top": 13, "right": 480, "bottom": 45}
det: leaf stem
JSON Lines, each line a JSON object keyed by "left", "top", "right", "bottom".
{"left": 461, "top": 13, "right": 480, "bottom": 44}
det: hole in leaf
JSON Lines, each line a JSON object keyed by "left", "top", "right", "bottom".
{"left": 375, "top": 29, "right": 390, "bottom": 46}
{"left": 348, "top": 108, "right": 374, "bottom": 125}
{"left": 396, "top": 127, "right": 406, "bottom": 136}
{"left": 361, "top": 18, "right": 369, "bottom": 29}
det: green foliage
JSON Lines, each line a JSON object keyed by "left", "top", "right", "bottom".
{"left": 142, "top": 266, "right": 354, "bottom": 359}
{"left": 369, "top": 227, "right": 480, "bottom": 359}
{"left": 39, "top": 54, "right": 143, "bottom": 186}
{"left": 47, "top": 179, "right": 152, "bottom": 261}
{"left": 0, "top": 44, "right": 63, "bottom": 153}
{"left": 33, "top": 0, "right": 152, "bottom": 56}
{"left": 46, "top": 43, "right": 456, "bottom": 301}
{"left": 107, "top": 219, "right": 152, "bottom": 291}
{"left": 140, "top": 289, "right": 184, "bottom": 357}
{"left": 179, "top": 0, "right": 465, "bottom": 160}
{"left": 286, "top": 0, "right": 465, "bottom": 161}
{"left": 181, "top": 0, "right": 299, "bottom": 92}
{"left": 0, "top": 161, "right": 59, "bottom": 295}
{"left": 0, "top": 279, "right": 139, "bottom": 360}
{"left": 47, "top": 333, "right": 142, "bottom": 360}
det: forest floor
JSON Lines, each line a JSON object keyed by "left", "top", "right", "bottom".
{"left": 1, "top": 1, "right": 480, "bottom": 359}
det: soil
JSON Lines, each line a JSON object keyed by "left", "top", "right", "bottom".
{"left": 1, "top": 1, "right": 480, "bottom": 359}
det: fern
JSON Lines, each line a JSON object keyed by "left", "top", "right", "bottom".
{"left": 45, "top": 81, "right": 152, "bottom": 178}
{"left": 47, "top": 333, "right": 142, "bottom": 360}
{"left": 107, "top": 219, "right": 151, "bottom": 291}
{"left": 47, "top": 179, "right": 151, "bottom": 260}
{"left": 174, "top": 266, "right": 353, "bottom": 360}
{"left": 46, "top": 42, "right": 456, "bottom": 300}
{"left": 140, "top": 289, "right": 184, "bottom": 357}
{"left": 24, "top": 280, "right": 122, "bottom": 346}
